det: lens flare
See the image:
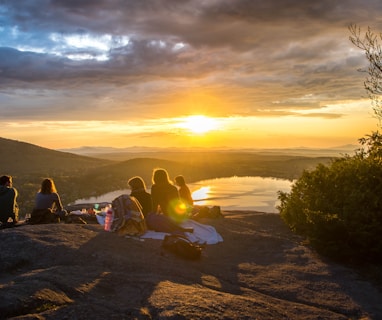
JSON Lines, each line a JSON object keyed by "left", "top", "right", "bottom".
{"left": 168, "top": 199, "right": 189, "bottom": 223}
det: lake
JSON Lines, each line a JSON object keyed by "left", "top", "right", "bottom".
{"left": 74, "top": 176, "right": 293, "bottom": 213}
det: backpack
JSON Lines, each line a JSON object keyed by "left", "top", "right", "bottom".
{"left": 111, "top": 194, "right": 147, "bottom": 236}
{"left": 161, "top": 234, "right": 204, "bottom": 260}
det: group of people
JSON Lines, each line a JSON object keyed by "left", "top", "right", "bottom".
{"left": 0, "top": 168, "right": 196, "bottom": 231}
{"left": 129, "top": 169, "right": 193, "bottom": 217}
{"left": 127, "top": 169, "right": 195, "bottom": 234}
{"left": 0, "top": 175, "right": 68, "bottom": 227}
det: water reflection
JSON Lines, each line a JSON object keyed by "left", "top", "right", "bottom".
{"left": 75, "top": 176, "right": 293, "bottom": 213}
{"left": 190, "top": 176, "right": 293, "bottom": 212}
{"left": 191, "top": 186, "right": 210, "bottom": 202}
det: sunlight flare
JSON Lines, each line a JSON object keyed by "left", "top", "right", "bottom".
{"left": 192, "top": 186, "right": 211, "bottom": 205}
{"left": 177, "top": 115, "right": 219, "bottom": 134}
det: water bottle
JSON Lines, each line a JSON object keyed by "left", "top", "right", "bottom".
{"left": 104, "top": 207, "right": 113, "bottom": 231}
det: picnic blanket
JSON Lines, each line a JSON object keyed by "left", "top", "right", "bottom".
{"left": 141, "top": 219, "right": 223, "bottom": 244}
{"left": 95, "top": 213, "right": 223, "bottom": 244}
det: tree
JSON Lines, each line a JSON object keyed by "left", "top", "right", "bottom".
{"left": 349, "top": 24, "right": 382, "bottom": 125}
{"left": 276, "top": 25, "right": 382, "bottom": 263}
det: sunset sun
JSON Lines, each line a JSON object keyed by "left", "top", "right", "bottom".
{"left": 179, "top": 115, "right": 219, "bottom": 134}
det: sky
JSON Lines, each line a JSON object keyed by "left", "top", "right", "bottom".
{"left": 1, "top": 0, "right": 382, "bottom": 151}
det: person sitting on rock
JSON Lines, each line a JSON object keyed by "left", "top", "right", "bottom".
{"left": 0, "top": 175, "right": 19, "bottom": 227}
{"left": 175, "top": 175, "right": 194, "bottom": 207}
{"left": 148, "top": 169, "right": 192, "bottom": 233}
{"left": 151, "top": 168, "right": 180, "bottom": 217}
{"left": 30, "top": 178, "right": 68, "bottom": 224}
{"left": 128, "top": 176, "right": 153, "bottom": 217}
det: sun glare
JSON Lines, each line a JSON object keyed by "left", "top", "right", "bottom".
{"left": 179, "top": 115, "right": 218, "bottom": 134}
{"left": 192, "top": 186, "right": 210, "bottom": 204}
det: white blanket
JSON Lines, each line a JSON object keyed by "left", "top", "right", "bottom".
{"left": 95, "top": 214, "right": 223, "bottom": 245}
{"left": 141, "top": 220, "right": 223, "bottom": 245}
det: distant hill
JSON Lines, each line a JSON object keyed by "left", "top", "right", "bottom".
{"left": 0, "top": 137, "right": 201, "bottom": 214}
{"left": 58, "top": 144, "right": 358, "bottom": 161}
{"left": 0, "top": 137, "right": 337, "bottom": 215}
{"left": 0, "top": 137, "right": 111, "bottom": 175}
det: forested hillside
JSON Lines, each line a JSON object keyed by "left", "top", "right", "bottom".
{"left": 0, "top": 137, "right": 336, "bottom": 216}
{"left": 0, "top": 137, "right": 111, "bottom": 174}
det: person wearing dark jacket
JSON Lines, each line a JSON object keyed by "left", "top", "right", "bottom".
{"left": 0, "top": 175, "right": 19, "bottom": 227}
{"left": 175, "top": 175, "right": 194, "bottom": 207}
{"left": 128, "top": 176, "right": 152, "bottom": 217}
{"left": 151, "top": 168, "right": 180, "bottom": 216}
{"left": 148, "top": 168, "right": 192, "bottom": 233}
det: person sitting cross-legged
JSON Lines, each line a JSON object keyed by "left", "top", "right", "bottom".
{"left": 30, "top": 178, "right": 68, "bottom": 224}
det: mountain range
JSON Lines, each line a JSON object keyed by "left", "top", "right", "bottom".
{"left": 58, "top": 144, "right": 358, "bottom": 161}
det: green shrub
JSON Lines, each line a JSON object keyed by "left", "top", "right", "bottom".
{"left": 278, "top": 132, "right": 382, "bottom": 264}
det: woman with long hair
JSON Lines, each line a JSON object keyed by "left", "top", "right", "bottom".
{"left": 128, "top": 176, "right": 152, "bottom": 217}
{"left": 175, "top": 175, "right": 194, "bottom": 207}
{"left": 151, "top": 168, "right": 179, "bottom": 216}
{"left": 148, "top": 168, "right": 193, "bottom": 233}
{"left": 32, "top": 178, "right": 68, "bottom": 223}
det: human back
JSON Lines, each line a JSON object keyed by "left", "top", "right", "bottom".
{"left": 30, "top": 178, "right": 67, "bottom": 224}
{"left": 175, "top": 175, "right": 194, "bottom": 207}
{"left": 128, "top": 176, "right": 152, "bottom": 217}
{"left": 35, "top": 178, "right": 64, "bottom": 211}
{"left": 151, "top": 168, "right": 180, "bottom": 216}
{"left": 0, "top": 175, "right": 19, "bottom": 226}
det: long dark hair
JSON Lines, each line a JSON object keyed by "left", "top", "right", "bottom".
{"left": 175, "top": 175, "right": 186, "bottom": 187}
{"left": 152, "top": 168, "right": 171, "bottom": 185}
{"left": 0, "top": 175, "right": 12, "bottom": 186}
{"left": 40, "top": 178, "right": 57, "bottom": 194}
{"left": 128, "top": 176, "right": 147, "bottom": 191}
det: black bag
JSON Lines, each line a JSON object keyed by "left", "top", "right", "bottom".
{"left": 161, "top": 234, "right": 203, "bottom": 260}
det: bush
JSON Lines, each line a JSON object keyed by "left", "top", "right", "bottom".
{"left": 277, "top": 132, "right": 382, "bottom": 264}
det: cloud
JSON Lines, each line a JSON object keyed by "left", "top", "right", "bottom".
{"left": 0, "top": 0, "right": 379, "bottom": 123}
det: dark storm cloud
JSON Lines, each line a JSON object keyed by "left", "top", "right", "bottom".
{"left": 0, "top": 0, "right": 382, "bottom": 120}
{"left": 0, "top": 0, "right": 376, "bottom": 80}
